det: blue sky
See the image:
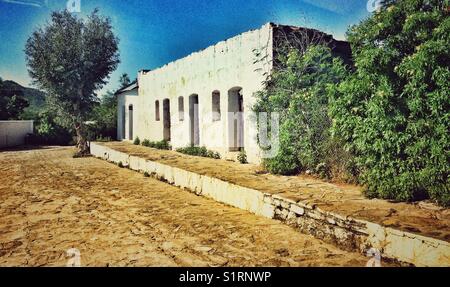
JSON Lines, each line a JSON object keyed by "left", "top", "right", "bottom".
{"left": 0, "top": 0, "right": 371, "bottom": 95}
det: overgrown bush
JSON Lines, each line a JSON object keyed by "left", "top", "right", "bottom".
{"left": 141, "top": 139, "right": 171, "bottom": 150}
{"left": 329, "top": 0, "right": 449, "bottom": 205}
{"left": 25, "top": 110, "right": 73, "bottom": 146}
{"left": 133, "top": 137, "right": 140, "bottom": 145}
{"left": 254, "top": 45, "right": 352, "bottom": 179}
{"left": 176, "top": 146, "right": 221, "bottom": 159}
{"left": 237, "top": 149, "right": 248, "bottom": 164}
{"left": 86, "top": 91, "right": 117, "bottom": 141}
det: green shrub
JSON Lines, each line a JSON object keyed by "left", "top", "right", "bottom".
{"left": 154, "top": 140, "right": 171, "bottom": 150}
{"left": 207, "top": 150, "right": 221, "bottom": 160}
{"left": 25, "top": 111, "right": 73, "bottom": 146}
{"left": 176, "top": 146, "right": 220, "bottom": 159}
{"left": 329, "top": 0, "right": 449, "bottom": 206}
{"left": 143, "top": 171, "right": 150, "bottom": 177}
{"left": 237, "top": 149, "right": 248, "bottom": 164}
{"left": 141, "top": 139, "right": 171, "bottom": 150}
{"left": 133, "top": 137, "right": 140, "bottom": 145}
{"left": 254, "top": 45, "right": 351, "bottom": 179}
{"left": 86, "top": 91, "right": 117, "bottom": 141}
{"left": 118, "top": 161, "right": 124, "bottom": 168}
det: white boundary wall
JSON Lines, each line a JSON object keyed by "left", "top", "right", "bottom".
{"left": 91, "top": 142, "right": 450, "bottom": 267}
{"left": 0, "top": 121, "right": 33, "bottom": 148}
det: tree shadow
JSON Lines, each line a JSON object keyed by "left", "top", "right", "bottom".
{"left": 0, "top": 145, "right": 72, "bottom": 153}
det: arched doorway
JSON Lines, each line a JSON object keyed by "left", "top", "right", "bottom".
{"left": 189, "top": 94, "right": 199, "bottom": 146}
{"left": 121, "top": 105, "right": 126, "bottom": 140}
{"left": 163, "top": 99, "right": 171, "bottom": 141}
{"left": 228, "top": 87, "right": 244, "bottom": 151}
{"left": 128, "top": 105, "right": 133, "bottom": 140}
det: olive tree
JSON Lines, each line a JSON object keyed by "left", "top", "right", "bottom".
{"left": 25, "top": 9, "right": 119, "bottom": 155}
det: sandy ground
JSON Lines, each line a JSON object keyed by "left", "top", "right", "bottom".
{"left": 99, "top": 142, "right": 450, "bottom": 242}
{"left": 0, "top": 147, "right": 375, "bottom": 267}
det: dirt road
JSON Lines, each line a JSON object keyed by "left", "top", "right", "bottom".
{"left": 0, "top": 147, "right": 370, "bottom": 266}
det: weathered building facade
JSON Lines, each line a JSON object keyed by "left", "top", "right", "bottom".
{"left": 116, "top": 23, "right": 351, "bottom": 163}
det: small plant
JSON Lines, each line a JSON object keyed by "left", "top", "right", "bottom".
{"left": 176, "top": 146, "right": 220, "bottom": 159}
{"left": 141, "top": 139, "right": 171, "bottom": 150}
{"left": 133, "top": 137, "right": 140, "bottom": 145}
{"left": 237, "top": 149, "right": 248, "bottom": 164}
{"left": 315, "top": 162, "right": 330, "bottom": 180}
{"left": 154, "top": 140, "right": 171, "bottom": 150}
{"left": 118, "top": 161, "right": 124, "bottom": 168}
{"left": 143, "top": 171, "right": 150, "bottom": 177}
{"left": 207, "top": 151, "right": 221, "bottom": 159}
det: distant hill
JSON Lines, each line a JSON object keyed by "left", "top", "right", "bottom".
{"left": 0, "top": 79, "right": 46, "bottom": 119}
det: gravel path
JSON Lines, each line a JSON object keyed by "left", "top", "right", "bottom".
{"left": 0, "top": 147, "right": 371, "bottom": 266}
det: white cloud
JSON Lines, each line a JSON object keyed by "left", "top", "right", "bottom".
{"left": 0, "top": 0, "right": 45, "bottom": 8}
{"left": 301, "top": 0, "right": 356, "bottom": 15}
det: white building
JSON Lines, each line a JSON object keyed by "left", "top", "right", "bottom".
{"left": 116, "top": 23, "right": 351, "bottom": 163}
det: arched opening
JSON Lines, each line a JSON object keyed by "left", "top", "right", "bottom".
{"left": 178, "top": 96, "right": 184, "bottom": 121}
{"left": 121, "top": 105, "right": 126, "bottom": 140}
{"left": 163, "top": 99, "right": 171, "bottom": 141}
{"left": 189, "top": 94, "right": 199, "bottom": 146}
{"left": 128, "top": 104, "right": 134, "bottom": 140}
{"left": 155, "top": 100, "right": 160, "bottom": 121}
{"left": 212, "top": 90, "right": 221, "bottom": 121}
{"left": 228, "top": 87, "right": 244, "bottom": 151}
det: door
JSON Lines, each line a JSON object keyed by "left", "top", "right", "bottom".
{"left": 228, "top": 88, "right": 244, "bottom": 151}
{"left": 128, "top": 105, "right": 133, "bottom": 140}
{"left": 189, "top": 94, "right": 199, "bottom": 146}
{"left": 163, "top": 99, "right": 171, "bottom": 141}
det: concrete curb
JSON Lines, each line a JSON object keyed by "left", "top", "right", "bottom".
{"left": 91, "top": 142, "right": 450, "bottom": 267}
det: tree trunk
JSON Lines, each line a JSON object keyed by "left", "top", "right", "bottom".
{"left": 75, "top": 123, "right": 89, "bottom": 156}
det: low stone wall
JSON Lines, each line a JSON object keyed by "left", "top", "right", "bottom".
{"left": 91, "top": 142, "right": 450, "bottom": 267}
{"left": 0, "top": 121, "right": 34, "bottom": 149}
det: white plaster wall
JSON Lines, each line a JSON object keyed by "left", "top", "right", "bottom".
{"left": 134, "top": 23, "right": 274, "bottom": 163}
{"left": 117, "top": 90, "right": 139, "bottom": 141}
{"left": 0, "top": 121, "right": 34, "bottom": 148}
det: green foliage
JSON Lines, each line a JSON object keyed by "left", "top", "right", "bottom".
{"left": 118, "top": 161, "right": 124, "bottom": 168}
{"left": 25, "top": 109, "right": 73, "bottom": 146}
{"left": 25, "top": 9, "right": 120, "bottom": 153}
{"left": 141, "top": 139, "right": 171, "bottom": 150}
{"left": 237, "top": 149, "right": 248, "bottom": 164}
{"left": 141, "top": 139, "right": 151, "bottom": 147}
{"left": 143, "top": 171, "right": 150, "bottom": 178}
{"left": 119, "top": 73, "right": 131, "bottom": 89}
{"left": 329, "top": 0, "right": 449, "bottom": 205}
{"left": 254, "top": 45, "right": 351, "bottom": 179}
{"left": 87, "top": 91, "right": 117, "bottom": 141}
{"left": 176, "top": 146, "right": 221, "bottom": 159}
{"left": 133, "top": 136, "right": 140, "bottom": 145}
{"left": 0, "top": 78, "right": 29, "bottom": 120}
